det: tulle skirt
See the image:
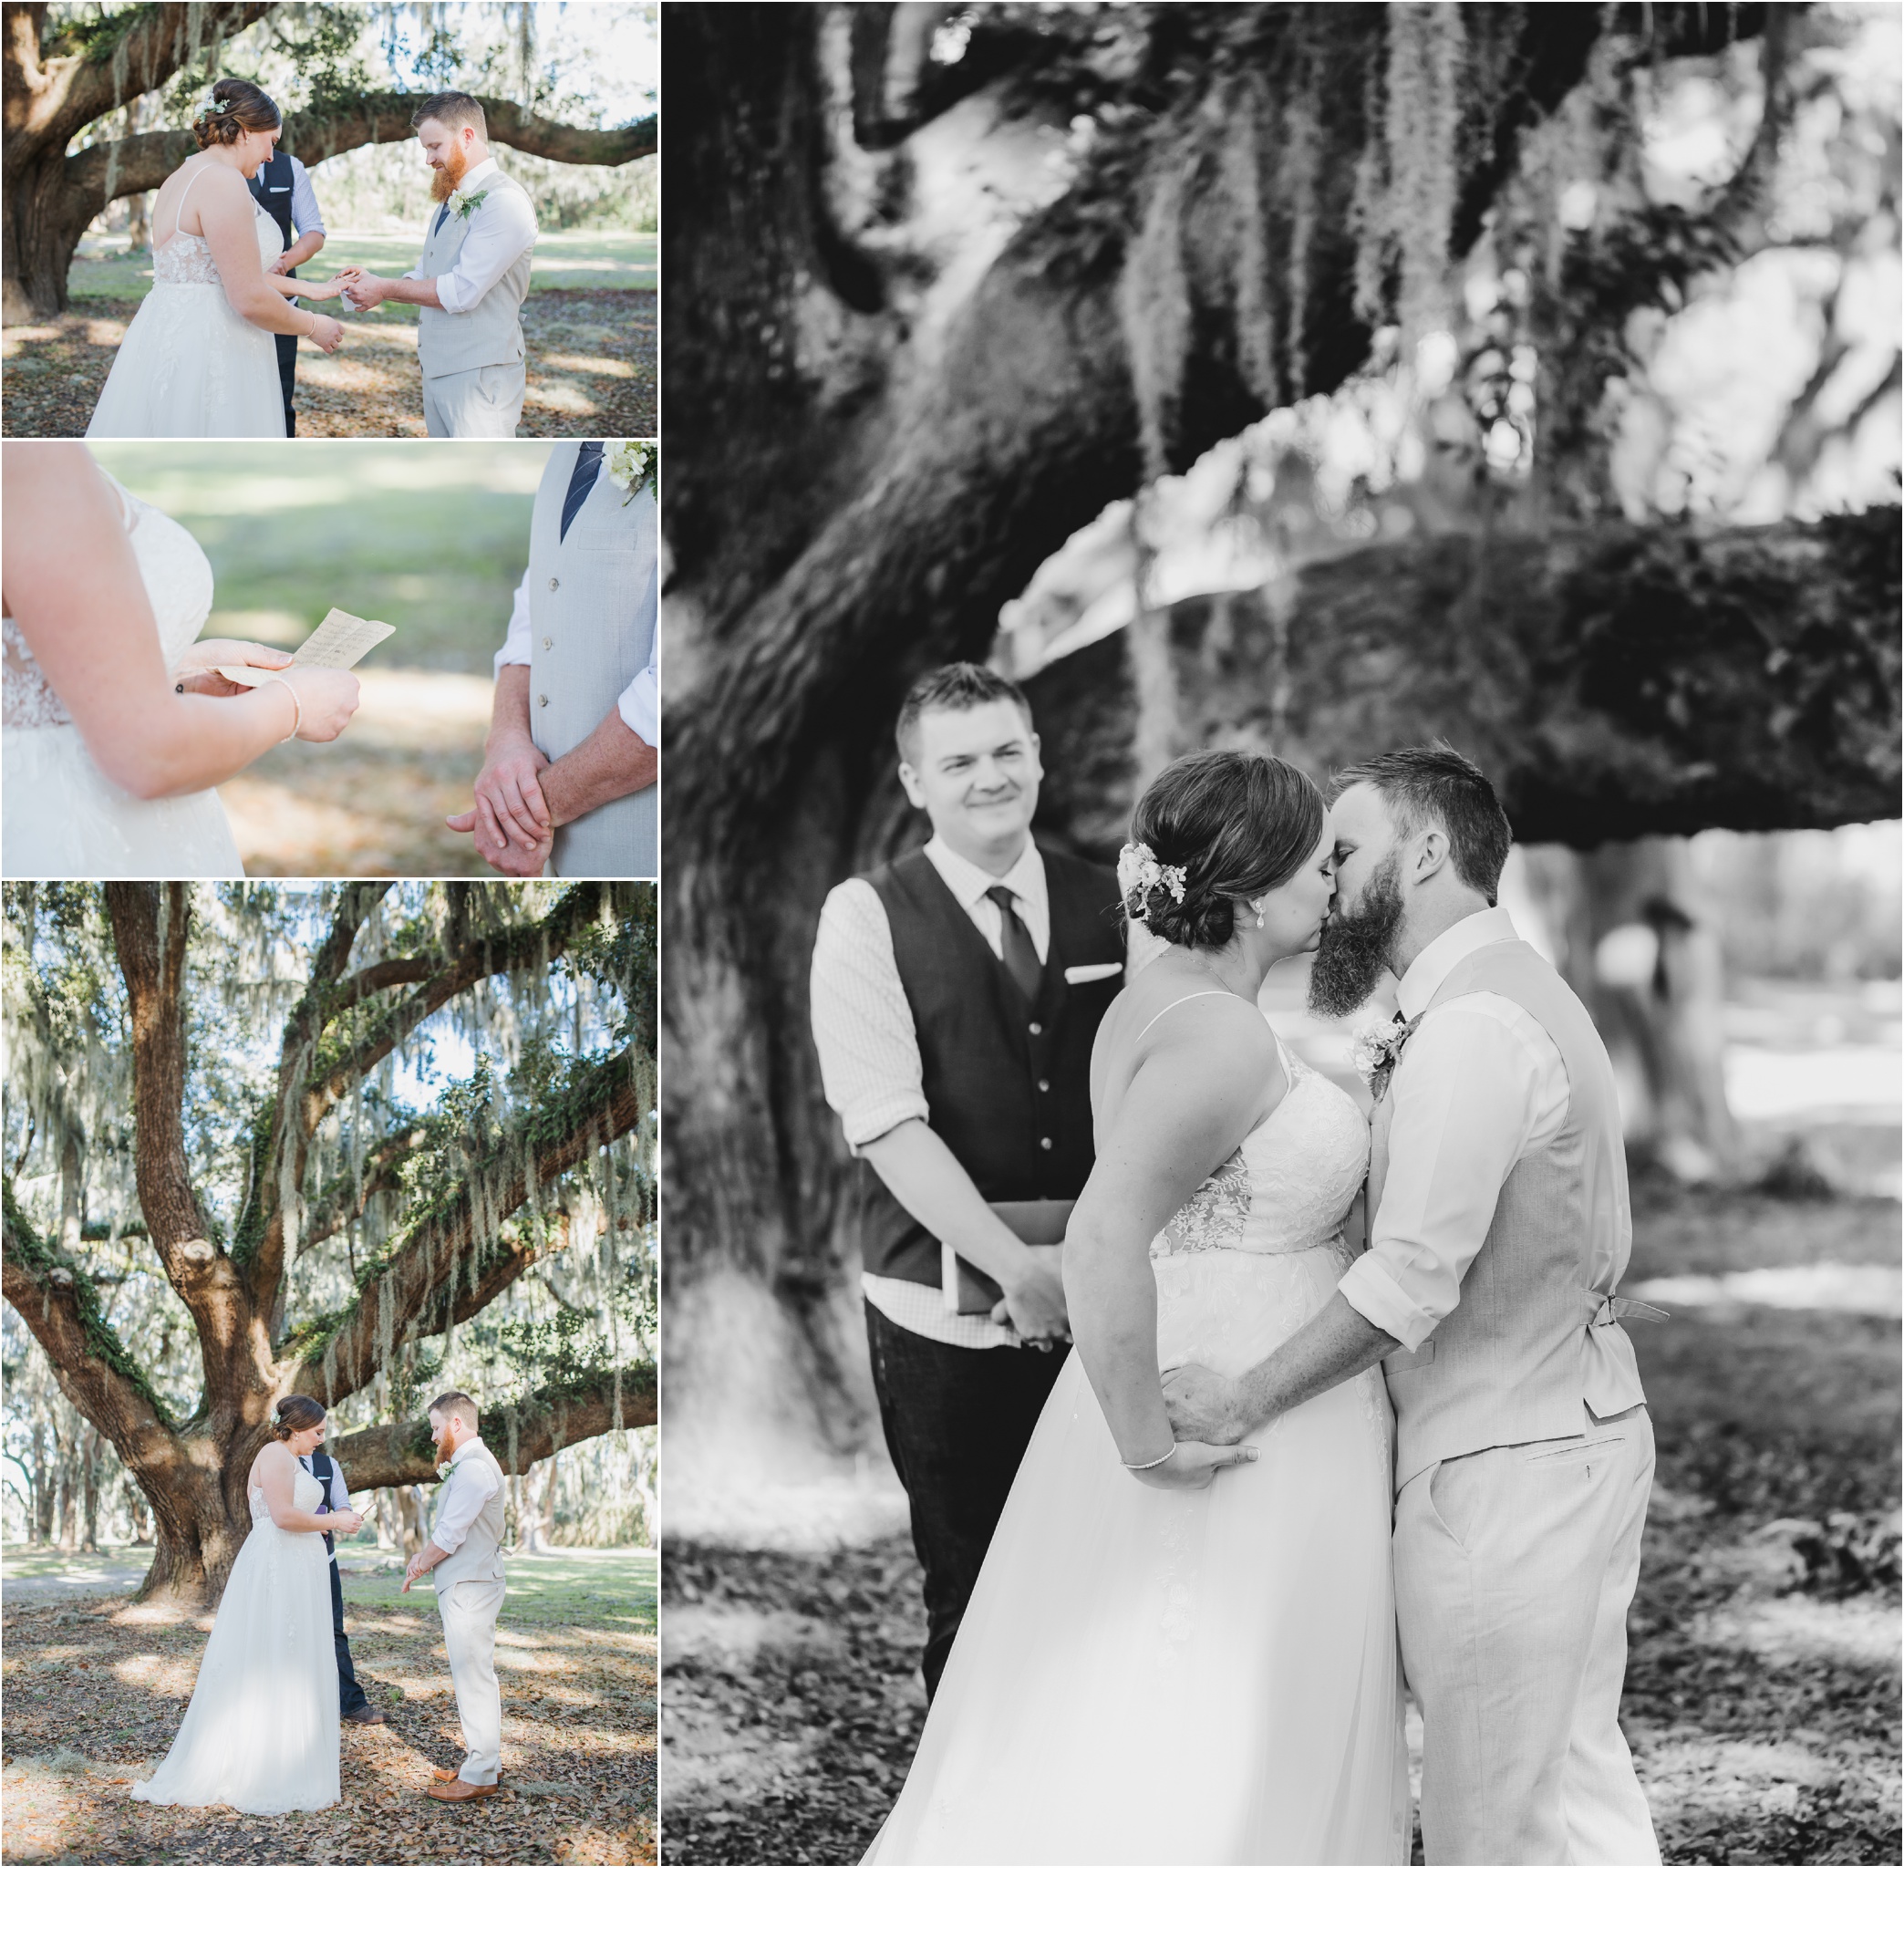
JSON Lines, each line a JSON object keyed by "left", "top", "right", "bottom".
{"left": 864, "top": 1240, "right": 1411, "bottom": 1865}
{"left": 85, "top": 283, "right": 285, "bottom": 439}
{"left": 131, "top": 1518, "right": 338, "bottom": 1814}
{"left": 3, "top": 725, "right": 243, "bottom": 876}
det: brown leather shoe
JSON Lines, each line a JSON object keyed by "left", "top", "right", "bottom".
{"left": 430, "top": 1766, "right": 504, "bottom": 1783}
{"left": 427, "top": 1778, "right": 504, "bottom": 1803}
{"left": 345, "top": 1706, "right": 388, "bottom": 1726}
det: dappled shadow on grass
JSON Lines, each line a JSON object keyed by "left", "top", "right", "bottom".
{"left": 1, "top": 1550, "right": 657, "bottom": 1864}
{"left": 2, "top": 291, "right": 653, "bottom": 439}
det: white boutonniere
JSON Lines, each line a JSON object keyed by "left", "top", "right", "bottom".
{"left": 1352, "top": 1012, "right": 1423, "bottom": 1104}
{"left": 435, "top": 1458, "right": 457, "bottom": 1484}
{"left": 448, "top": 186, "right": 491, "bottom": 223}
{"left": 605, "top": 439, "right": 657, "bottom": 505}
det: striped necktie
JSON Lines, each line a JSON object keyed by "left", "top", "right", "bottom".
{"left": 561, "top": 442, "right": 605, "bottom": 542}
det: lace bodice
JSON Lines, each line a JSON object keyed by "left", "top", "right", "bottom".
{"left": 150, "top": 202, "right": 278, "bottom": 287}
{"left": 2, "top": 477, "right": 215, "bottom": 731}
{"left": 1152, "top": 1036, "right": 1370, "bottom": 1259}
{"left": 248, "top": 1467, "right": 324, "bottom": 1530}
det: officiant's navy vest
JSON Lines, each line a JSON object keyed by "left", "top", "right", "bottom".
{"left": 860, "top": 845, "right": 1123, "bottom": 1290}
{"left": 248, "top": 155, "right": 295, "bottom": 250}
{"left": 303, "top": 1445, "right": 338, "bottom": 1561}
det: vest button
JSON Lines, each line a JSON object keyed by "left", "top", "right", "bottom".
{"left": 542, "top": 636, "right": 553, "bottom": 650}
{"left": 537, "top": 693, "right": 549, "bottom": 708}
{"left": 1040, "top": 1136, "right": 1052, "bottom": 1150}
{"left": 1038, "top": 1079, "right": 1050, "bottom": 1093}
{"left": 1028, "top": 1021, "right": 1041, "bottom": 1036}
{"left": 549, "top": 577, "right": 559, "bottom": 591}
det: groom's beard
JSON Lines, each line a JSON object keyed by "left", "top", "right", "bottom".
{"left": 429, "top": 148, "right": 471, "bottom": 206}
{"left": 435, "top": 1427, "right": 460, "bottom": 1468}
{"left": 1308, "top": 853, "right": 1406, "bottom": 1018}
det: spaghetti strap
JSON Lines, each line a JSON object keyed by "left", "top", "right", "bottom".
{"left": 1133, "top": 989, "right": 1246, "bottom": 1044}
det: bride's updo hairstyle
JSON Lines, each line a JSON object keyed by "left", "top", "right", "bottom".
{"left": 192, "top": 78, "right": 281, "bottom": 150}
{"left": 272, "top": 1394, "right": 326, "bottom": 1441}
{"left": 1124, "top": 751, "right": 1324, "bottom": 949}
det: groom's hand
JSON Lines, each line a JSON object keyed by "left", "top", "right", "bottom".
{"left": 471, "top": 733, "right": 554, "bottom": 855}
{"left": 344, "top": 273, "right": 391, "bottom": 309}
{"left": 1162, "top": 1363, "right": 1250, "bottom": 1446}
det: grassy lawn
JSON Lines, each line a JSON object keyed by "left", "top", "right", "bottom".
{"left": 2, "top": 1545, "right": 657, "bottom": 1865}
{"left": 67, "top": 230, "right": 657, "bottom": 309}
{"left": 660, "top": 1181, "right": 1901, "bottom": 1866}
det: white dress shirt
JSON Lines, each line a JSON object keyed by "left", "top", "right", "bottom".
{"left": 431, "top": 1437, "right": 504, "bottom": 1556}
{"left": 407, "top": 157, "right": 539, "bottom": 315}
{"left": 494, "top": 565, "right": 658, "bottom": 746}
{"left": 297, "top": 1451, "right": 350, "bottom": 1561}
{"left": 810, "top": 834, "right": 1053, "bottom": 1350}
{"left": 1339, "top": 907, "right": 1598, "bottom": 1354}
{"left": 287, "top": 157, "right": 326, "bottom": 241}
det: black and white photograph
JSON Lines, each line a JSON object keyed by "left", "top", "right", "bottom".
{"left": 657, "top": 2, "right": 1900, "bottom": 1867}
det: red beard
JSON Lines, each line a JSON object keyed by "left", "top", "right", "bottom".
{"left": 429, "top": 149, "right": 470, "bottom": 206}
{"left": 434, "top": 1425, "right": 460, "bottom": 1468}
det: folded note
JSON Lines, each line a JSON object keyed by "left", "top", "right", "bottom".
{"left": 212, "top": 608, "right": 395, "bottom": 688}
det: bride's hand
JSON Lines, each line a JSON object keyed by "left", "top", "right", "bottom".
{"left": 277, "top": 668, "right": 361, "bottom": 742}
{"left": 302, "top": 276, "right": 350, "bottom": 301}
{"left": 305, "top": 314, "right": 345, "bottom": 353}
{"left": 328, "top": 1508, "right": 363, "bottom": 1538}
{"left": 177, "top": 639, "right": 294, "bottom": 697}
{"left": 1129, "top": 1438, "right": 1259, "bottom": 1490}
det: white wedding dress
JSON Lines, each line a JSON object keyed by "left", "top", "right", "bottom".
{"left": 2, "top": 472, "right": 245, "bottom": 875}
{"left": 865, "top": 1035, "right": 1411, "bottom": 1865}
{"left": 86, "top": 172, "right": 287, "bottom": 438}
{"left": 131, "top": 1467, "right": 340, "bottom": 1815}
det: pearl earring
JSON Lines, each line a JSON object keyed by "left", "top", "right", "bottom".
{"left": 1249, "top": 898, "right": 1267, "bottom": 928}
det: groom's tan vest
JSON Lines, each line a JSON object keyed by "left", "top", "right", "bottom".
{"left": 528, "top": 443, "right": 659, "bottom": 876}
{"left": 432, "top": 1442, "right": 508, "bottom": 1591}
{"left": 1371, "top": 938, "right": 1647, "bottom": 1490}
{"left": 414, "top": 171, "right": 533, "bottom": 380}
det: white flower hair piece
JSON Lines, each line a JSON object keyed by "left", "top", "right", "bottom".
{"left": 1117, "top": 839, "right": 1187, "bottom": 914}
{"left": 198, "top": 97, "right": 232, "bottom": 116}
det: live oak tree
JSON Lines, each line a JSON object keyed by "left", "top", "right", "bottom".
{"left": 3, "top": 1, "right": 657, "bottom": 318}
{"left": 2, "top": 880, "right": 657, "bottom": 1606}
{"left": 661, "top": 4, "right": 1901, "bottom": 1465}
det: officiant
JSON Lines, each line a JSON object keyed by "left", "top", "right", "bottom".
{"left": 809, "top": 664, "right": 1126, "bottom": 1698}
{"left": 295, "top": 1436, "right": 385, "bottom": 1726}
{"left": 249, "top": 142, "right": 328, "bottom": 437}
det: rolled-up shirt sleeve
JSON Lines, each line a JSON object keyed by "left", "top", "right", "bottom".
{"left": 617, "top": 613, "right": 658, "bottom": 746}
{"left": 434, "top": 184, "right": 538, "bottom": 315}
{"left": 810, "top": 879, "right": 929, "bottom": 1152}
{"left": 1339, "top": 1001, "right": 1551, "bottom": 1353}
{"left": 430, "top": 1455, "right": 496, "bottom": 1557}
{"left": 492, "top": 569, "right": 533, "bottom": 672}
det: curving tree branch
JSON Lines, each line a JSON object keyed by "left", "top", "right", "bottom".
{"left": 329, "top": 1361, "right": 657, "bottom": 1493}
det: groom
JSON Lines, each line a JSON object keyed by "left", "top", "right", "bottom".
{"left": 1164, "top": 744, "right": 1661, "bottom": 1866}
{"left": 811, "top": 663, "right": 1125, "bottom": 1696}
{"left": 403, "top": 1391, "right": 509, "bottom": 1802}
{"left": 449, "top": 440, "right": 658, "bottom": 875}
{"left": 342, "top": 90, "right": 538, "bottom": 436}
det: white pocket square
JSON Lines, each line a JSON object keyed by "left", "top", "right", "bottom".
{"left": 1064, "top": 962, "right": 1122, "bottom": 984}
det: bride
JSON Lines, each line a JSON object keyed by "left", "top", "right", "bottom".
{"left": 86, "top": 78, "right": 349, "bottom": 438}
{"left": 2, "top": 444, "right": 362, "bottom": 875}
{"left": 865, "top": 751, "right": 1410, "bottom": 1864}
{"left": 133, "top": 1396, "right": 359, "bottom": 1815}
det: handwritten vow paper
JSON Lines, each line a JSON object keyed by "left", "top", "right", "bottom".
{"left": 213, "top": 609, "right": 395, "bottom": 688}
